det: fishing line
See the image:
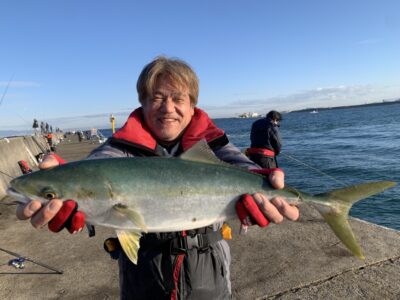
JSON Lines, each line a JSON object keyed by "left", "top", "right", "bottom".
{"left": 282, "top": 151, "right": 397, "bottom": 185}
{"left": 280, "top": 152, "right": 348, "bottom": 186}
{"left": 0, "top": 169, "right": 14, "bottom": 179}
{"left": 13, "top": 111, "right": 33, "bottom": 127}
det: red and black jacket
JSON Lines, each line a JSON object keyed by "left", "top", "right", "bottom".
{"left": 109, "top": 107, "right": 229, "bottom": 156}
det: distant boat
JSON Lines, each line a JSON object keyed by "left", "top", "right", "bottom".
{"left": 237, "top": 112, "right": 261, "bottom": 118}
{"left": 310, "top": 110, "right": 318, "bottom": 114}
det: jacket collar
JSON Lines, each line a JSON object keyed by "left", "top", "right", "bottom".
{"left": 112, "top": 107, "right": 225, "bottom": 152}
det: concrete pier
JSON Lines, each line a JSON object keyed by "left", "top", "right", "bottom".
{"left": 1, "top": 136, "right": 399, "bottom": 299}
{"left": 0, "top": 135, "right": 50, "bottom": 200}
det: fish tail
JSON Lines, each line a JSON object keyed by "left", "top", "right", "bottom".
{"left": 313, "top": 181, "right": 396, "bottom": 260}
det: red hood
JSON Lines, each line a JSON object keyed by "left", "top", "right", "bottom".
{"left": 112, "top": 107, "right": 225, "bottom": 151}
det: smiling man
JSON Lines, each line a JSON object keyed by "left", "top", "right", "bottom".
{"left": 17, "top": 56, "right": 298, "bottom": 300}
{"left": 141, "top": 75, "right": 194, "bottom": 145}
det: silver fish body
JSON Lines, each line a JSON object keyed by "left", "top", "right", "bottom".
{"left": 9, "top": 156, "right": 294, "bottom": 230}
{"left": 7, "top": 140, "right": 396, "bottom": 263}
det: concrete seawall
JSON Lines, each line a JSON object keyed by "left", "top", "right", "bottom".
{"left": 1, "top": 137, "right": 399, "bottom": 299}
{"left": 0, "top": 135, "right": 50, "bottom": 199}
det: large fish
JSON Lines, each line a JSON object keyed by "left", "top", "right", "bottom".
{"left": 7, "top": 140, "right": 396, "bottom": 263}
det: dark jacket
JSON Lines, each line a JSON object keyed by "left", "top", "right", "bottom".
{"left": 88, "top": 107, "right": 259, "bottom": 300}
{"left": 250, "top": 117, "right": 282, "bottom": 155}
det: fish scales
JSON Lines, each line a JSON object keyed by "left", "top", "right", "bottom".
{"left": 7, "top": 140, "right": 396, "bottom": 263}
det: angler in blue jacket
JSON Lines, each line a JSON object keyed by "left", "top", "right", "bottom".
{"left": 247, "top": 110, "right": 283, "bottom": 169}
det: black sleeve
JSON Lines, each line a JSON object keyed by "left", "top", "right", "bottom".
{"left": 269, "top": 128, "right": 282, "bottom": 155}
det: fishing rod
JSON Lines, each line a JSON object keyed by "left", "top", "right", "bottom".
{"left": 0, "top": 246, "right": 63, "bottom": 274}
{"left": 0, "top": 74, "right": 43, "bottom": 131}
{"left": 0, "top": 169, "right": 14, "bottom": 179}
{"left": 0, "top": 74, "right": 15, "bottom": 107}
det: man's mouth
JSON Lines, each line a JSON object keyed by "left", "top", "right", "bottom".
{"left": 158, "top": 117, "right": 178, "bottom": 124}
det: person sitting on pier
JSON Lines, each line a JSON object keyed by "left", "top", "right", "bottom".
{"left": 16, "top": 56, "right": 299, "bottom": 300}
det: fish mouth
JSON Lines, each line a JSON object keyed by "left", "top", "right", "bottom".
{"left": 6, "top": 187, "right": 33, "bottom": 204}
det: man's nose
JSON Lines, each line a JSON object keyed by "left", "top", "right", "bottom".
{"left": 161, "top": 97, "right": 175, "bottom": 112}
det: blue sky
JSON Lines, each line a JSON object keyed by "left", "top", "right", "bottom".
{"left": 1, "top": 0, "right": 399, "bottom": 133}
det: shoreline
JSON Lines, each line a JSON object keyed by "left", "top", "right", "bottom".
{"left": 288, "top": 98, "right": 400, "bottom": 114}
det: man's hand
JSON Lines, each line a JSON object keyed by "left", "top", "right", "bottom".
{"left": 237, "top": 168, "right": 298, "bottom": 229}
{"left": 250, "top": 168, "right": 285, "bottom": 189}
{"left": 39, "top": 153, "right": 66, "bottom": 169}
{"left": 236, "top": 193, "right": 299, "bottom": 230}
{"left": 48, "top": 200, "right": 85, "bottom": 233}
{"left": 15, "top": 153, "right": 85, "bottom": 234}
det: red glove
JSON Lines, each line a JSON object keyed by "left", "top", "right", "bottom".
{"left": 52, "top": 153, "right": 67, "bottom": 165}
{"left": 236, "top": 194, "right": 269, "bottom": 227}
{"left": 40, "top": 154, "right": 84, "bottom": 233}
{"left": 48, "top": 200, "right": 86, "bottom": 234}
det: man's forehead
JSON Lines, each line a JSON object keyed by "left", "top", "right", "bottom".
{"left": 154, "top": 88, "right": 187, "bottom": 96}
{"left": 154, "top": 80, "right": 188, "bottom": 96}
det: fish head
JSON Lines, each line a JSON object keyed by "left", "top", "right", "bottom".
{"left": 7, "top": 162, "right": 110, "bottom": 205}
{"left": 8, "top": 170, "right": 64, "bottom": 204}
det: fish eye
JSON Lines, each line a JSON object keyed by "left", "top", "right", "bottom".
{"left": 45, "top": 192, "right": 56, "bottom": 200}
{"left": 40, "top": 188, "right": 57, "bottom": 200}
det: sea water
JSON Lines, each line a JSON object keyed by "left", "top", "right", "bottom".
{"left": 100, "top": 103, "right": 400, "bottom": 230}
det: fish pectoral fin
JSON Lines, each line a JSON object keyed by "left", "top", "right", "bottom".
{"left": 116, "top": 230, "right": 142, "bottom": 264}
{"left": 113, "top": 204, "right": 148, "bottom": 233}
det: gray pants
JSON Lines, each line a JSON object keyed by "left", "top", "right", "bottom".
{"left": 118, "top": 240, "right": 231, "bottom": 300}
{"left": 249, "top": 153, "right": 278, "bottom": 169}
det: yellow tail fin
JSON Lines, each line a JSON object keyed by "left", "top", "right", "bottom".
{"left": 314, "top": 181, "right": 396, "bottom": 259}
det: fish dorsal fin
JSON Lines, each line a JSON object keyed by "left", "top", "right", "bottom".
{"left": 179, "top": 139, "right": 229, "bottom": 166}
{"left": 116, "top": 230, "right": 142, "bottom": 264}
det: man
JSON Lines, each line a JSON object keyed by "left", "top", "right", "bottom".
{"left": 46, "top": 132, "right": 56, "bottom": 152}
{"left": 32, "top": 118, "right": 39, "bottom": 135}
{"left": 247, "top": 110, "right": 283, "bottom": 169}
{"left": 17, "top": 57, "right": 298, "bottom": 299}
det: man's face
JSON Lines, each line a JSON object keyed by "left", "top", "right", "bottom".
{"left": 142, "top": 76, "right": 195, "bottom": 143}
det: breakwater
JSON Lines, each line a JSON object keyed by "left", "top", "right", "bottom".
{"left": 0, "top": 135, "right": 50, "bottom": 200}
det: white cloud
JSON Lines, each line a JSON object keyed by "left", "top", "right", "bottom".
{"left": 202, "top": 84, "right": 400, "bottom": 118}
{"left": 1, "top": 84, "right": 399, "bottom": 131}
{"left": 43, "top": 110, "right": 132, "bottom": 131}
